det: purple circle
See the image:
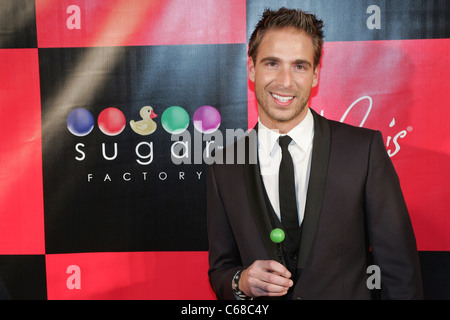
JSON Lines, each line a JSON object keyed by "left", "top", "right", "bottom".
{"left": 193, "top": 106, "right": 221, "bottom": 134}
{"left": 67, "top": 108, "right": 94, "bottom": 136}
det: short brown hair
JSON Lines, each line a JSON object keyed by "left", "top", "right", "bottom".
{"left": 248, "top": 7, "right": 324, "bottom": 68}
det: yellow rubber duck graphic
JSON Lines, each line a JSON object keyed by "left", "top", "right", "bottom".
{"left": 130, "top": 106, "right": 158, "bottom": 135}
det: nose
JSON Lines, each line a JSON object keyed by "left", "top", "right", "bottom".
{"left": 276, "top": 66, "right": 294, "bottom": 88}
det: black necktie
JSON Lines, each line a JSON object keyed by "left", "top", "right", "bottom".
{"left": 278, "top": 135, "right": 299, "bottom": 239}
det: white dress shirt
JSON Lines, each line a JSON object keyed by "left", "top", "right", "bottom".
{"left": 257, "top": 108, "right": 314, "bottom": 225}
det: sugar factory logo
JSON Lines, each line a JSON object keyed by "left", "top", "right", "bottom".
{"left": 130, "top": 106, "right": 158, "bottom": 135}
{"left": 67, "top": 105, "right": 221, "bottom": 137}
{"left": 67, "top": 105, "right": 226, "bottom": 183}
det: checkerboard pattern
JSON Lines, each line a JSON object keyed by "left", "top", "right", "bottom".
{"left": 0, "top": 0, "right": 449, "bottom": 299}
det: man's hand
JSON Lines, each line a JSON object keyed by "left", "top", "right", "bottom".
{"left": 239, "top": 260, "right": 293, "bottom": 297}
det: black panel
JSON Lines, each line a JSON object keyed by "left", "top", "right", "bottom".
{"left": 0, "top": 255, "right": 47, "bottom": 300}
{"left": 247, "top": 0, "right": 450, "bottom": 42}
{"left": 419, "top": 251, "right": 450, "bottom": 299}
{"left": 39, "top": 44, "right": 248, "bottom": 253}
{"left": 0, "top": 0, "right": 37, "bottom": 48}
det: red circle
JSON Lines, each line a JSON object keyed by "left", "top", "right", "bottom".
{"left": 98, "top": 107, "right": 126, "bottom": 136}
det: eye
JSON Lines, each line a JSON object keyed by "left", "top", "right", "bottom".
{"left": 265, "top": 61, "right": 278, "bottom": 68}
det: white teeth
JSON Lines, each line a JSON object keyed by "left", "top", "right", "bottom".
{"left": 272, "top": 93, "right": 294, "bottom": 102}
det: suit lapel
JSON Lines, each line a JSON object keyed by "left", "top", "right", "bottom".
{"left": 243, "top": 126, "right": 279, "bottom": 260}
{"left": 297, "top": 109, "right": 331, "bottom": 270}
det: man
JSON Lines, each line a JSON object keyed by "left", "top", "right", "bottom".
{"left": 207, "top": 7, "right": 423, "bottom": 300}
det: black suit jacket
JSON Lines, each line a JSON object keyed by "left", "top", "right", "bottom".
{"left": 207, "top": 109, "right": 423, "bottom": 300}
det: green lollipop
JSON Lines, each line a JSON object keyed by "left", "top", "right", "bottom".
{"left": 270, "top": 228, "right": 285, "bottom": 244}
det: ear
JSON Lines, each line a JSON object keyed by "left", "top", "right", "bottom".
{"left": 248, "top": 58, "right": 255, "bottom": 83}
{"left": 312, "top": 65, "right": 320, "bottom": 87}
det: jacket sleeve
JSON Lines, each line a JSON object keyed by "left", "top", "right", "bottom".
{"left": 364, "top": 130, "right": 423, "bottom": 299}
{"left": 206, "top": 164, "right": 242, "bottom": 300}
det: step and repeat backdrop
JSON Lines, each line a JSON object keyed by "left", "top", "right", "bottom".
{"left": 0, "top": 0, "right": 449, "bottom": 299}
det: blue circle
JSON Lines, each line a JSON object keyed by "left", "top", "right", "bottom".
{"left": 67, "top": 108, "right": 94, "bottom": 136}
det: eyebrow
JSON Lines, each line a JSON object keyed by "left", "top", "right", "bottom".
{"left": 259, "top": 56, "right": 312, "bottom": 68}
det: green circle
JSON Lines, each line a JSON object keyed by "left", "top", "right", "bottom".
{"left": 270, "top": 228, "right": 285, "bottom": 244}
{"left": 161, "top": 106, "right": 190, "bottom": 134}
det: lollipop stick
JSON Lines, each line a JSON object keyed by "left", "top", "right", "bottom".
{"left": 270, "top": 228, "right": 286, "bottom": 267}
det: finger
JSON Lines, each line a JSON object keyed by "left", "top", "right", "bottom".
{"left": 262, "top": 260, "right": 292, "bottom": 279}
{"left": 242, "top": 267, "right": 289, "bottom": 297}
{"left": 249, "top": 260, "right": 293, "bottom": 288}
{"left": 251, "top": 278, "right": 290, "bottom": 296}
{"left": 260, "top": 270, "right": 293, "bottom": 289}
{"left": 254, "top": 287, "right": 289, "bottom": 297}
{"left": 241, "top": 260, "right": 294, "bottom": 297}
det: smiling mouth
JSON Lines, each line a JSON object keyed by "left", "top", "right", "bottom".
{"left": 271, "top": 93, "right": 294, "bottom": 103}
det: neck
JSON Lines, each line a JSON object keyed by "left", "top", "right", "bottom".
{"left": 259, "top": 108, "right": 309, "bottom": 134}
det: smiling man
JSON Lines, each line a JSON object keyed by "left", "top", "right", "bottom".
{"left": 248, "top": 26, "right": 319, "bottom": 134}
{"left": 207, "top": 8, "right": 423, "bottom": 300}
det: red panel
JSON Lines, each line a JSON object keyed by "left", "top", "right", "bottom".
{"left": 36, "top": 0, "right": 246, "bottom": 48}
{"left": 46, "top": 251, "right": 215, "bottom": 300}
{"left": 0, "top": 49, "right": 45, "bottom": 254}
{"left": 248, "top": 39, "right": 450, "bottom": 251}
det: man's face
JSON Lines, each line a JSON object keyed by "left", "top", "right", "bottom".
{"left": 248, "top": 28, "right": 319, "bottom": 132}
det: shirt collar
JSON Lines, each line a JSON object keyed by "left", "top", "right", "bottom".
{"left": 258, "top": 108, "right": 314, "bottom": 156}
